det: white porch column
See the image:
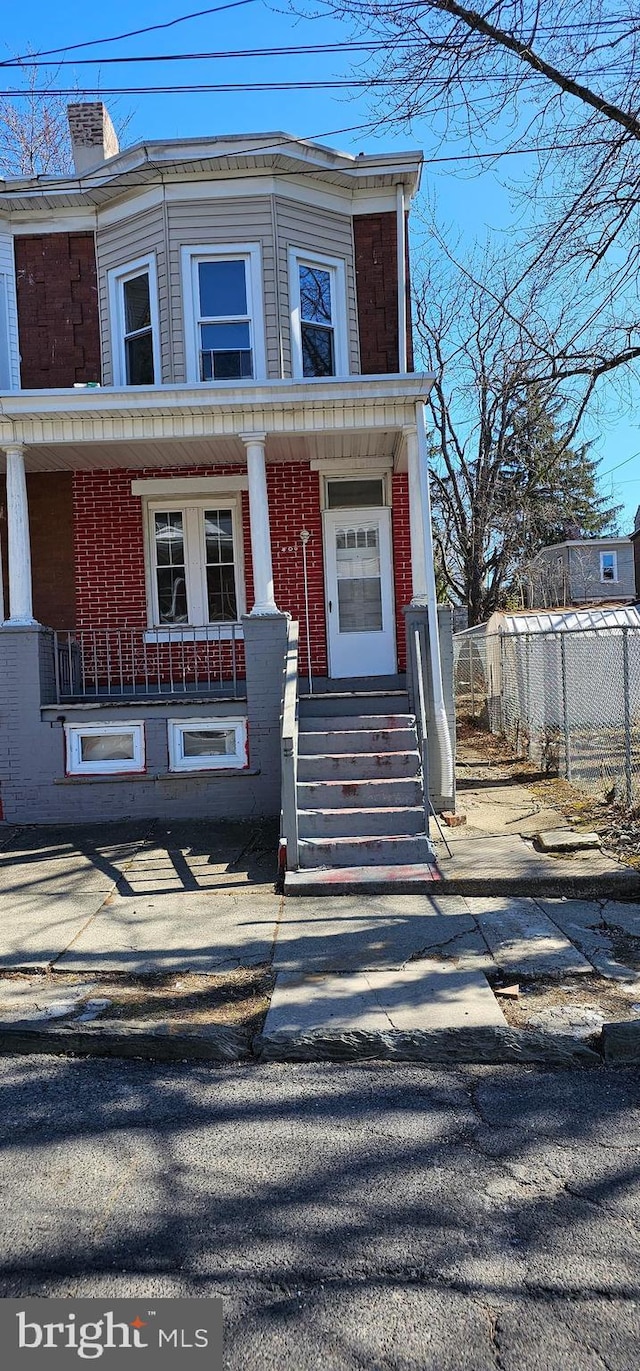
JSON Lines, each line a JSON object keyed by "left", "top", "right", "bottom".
{"left": 3, "top": 444, "right": 36, "bottom": 625}
{"left": 404, "top": 426, "right": 428, "bottom": 601}
{"left": 240, "top": 432, "right": 279, "bottom": 614}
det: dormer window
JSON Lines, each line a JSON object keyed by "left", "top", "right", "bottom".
{"left": 289, "top": 248, "right": 348, "bottom": 379}
{"left": 182, "top": 244, "right": 266, "bottom": 384}
{"left": 108, "top": 254, "right": 160, "bottom": 387}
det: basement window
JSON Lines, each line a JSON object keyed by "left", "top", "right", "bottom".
{"left": 167, "top": 718, "right": 248, "bottom": 771}
{"left": 65, "top": 723, "right": 145, "bottom": 775}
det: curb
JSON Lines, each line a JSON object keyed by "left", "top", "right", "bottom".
{"left": 253, "top": 1025, "right": 602, "bottom": 1066}
{"left": 0, "top": 1017, "right": 614, "bottom": 1067}
{"left": 0, "top": 1020, "right": 249, "bottom": 1063}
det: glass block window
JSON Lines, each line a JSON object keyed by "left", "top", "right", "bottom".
{"left": 168, "top": 718, "right": 248, "bottom": 771}
{"left": 65, "top": 723, "right": 145, "bottom": 775}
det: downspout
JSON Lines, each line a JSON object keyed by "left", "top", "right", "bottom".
{"left": 415, "top": 399, "right": 455, "bottom": 799}
{"left": 396, "top": 184, "right": 407, "bottom": 375}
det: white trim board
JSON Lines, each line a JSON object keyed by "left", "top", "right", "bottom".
{"left": 131, "top": 475, "right": 248, "bottom": 497}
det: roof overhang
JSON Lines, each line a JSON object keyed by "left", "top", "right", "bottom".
{"left": 0, "top": 374, "right": 435, "bottom": 473}
{"left": 0, "top": 135, "right": 424, "bottom": 213}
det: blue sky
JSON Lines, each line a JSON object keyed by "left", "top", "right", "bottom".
{"left": 2, "top": 0, "right": 639, "bottom": 529}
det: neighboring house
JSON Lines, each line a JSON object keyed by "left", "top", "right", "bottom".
{"left": 0, "top": 104, "right": 454, "bottom": 880}
{"left": 630, "top": 506, "right": 640, "bottom": 602}
{"left": 525, "top": 537, "right": 635, "bottom": 609}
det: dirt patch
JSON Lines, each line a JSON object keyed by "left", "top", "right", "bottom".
{"left": 0, "top": 967, "right": 274, "bottom": 1037}
{"left": 497, "top": 976, "right": 639, "bottom": 1033}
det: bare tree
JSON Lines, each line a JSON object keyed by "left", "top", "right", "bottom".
{"left": 306, "top": 0, "right": 640, "bottom": 384}
{"left": 0, "top": 60, "right": 76, "bottom": 176}
{"left": 419, "top": 244, "right": 620, "bottom": 623}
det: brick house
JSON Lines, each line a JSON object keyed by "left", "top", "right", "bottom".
{"left": 0, "top": 105, "right": 453, "bottom": 884}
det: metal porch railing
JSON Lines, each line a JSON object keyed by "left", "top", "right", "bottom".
{"left": 53, "top": 626, "right": 245, "bottom": 702}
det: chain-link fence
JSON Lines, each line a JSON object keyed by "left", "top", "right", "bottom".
{"left": 454, "top": 625, "right": 640, "bottom": 808}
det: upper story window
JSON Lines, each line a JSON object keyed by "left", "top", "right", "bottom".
{"left": 289, "top": 248, "right": 348, "bottom": 379}
{"left": 600, "top": 550, "right": 618, "bottom": 583}
{"left": 108, "top": 254, "right": 160, "bottom": 387}
{"left": 182, "top": 244, "right": 266, "bottom": 384}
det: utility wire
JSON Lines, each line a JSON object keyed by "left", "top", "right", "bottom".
{"left": 5, "top": 0, "right": 259, "bottom": 66}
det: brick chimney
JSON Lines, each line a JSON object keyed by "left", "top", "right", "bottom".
{"left": 67, "top": 103, "right": 119, "bottom": 175}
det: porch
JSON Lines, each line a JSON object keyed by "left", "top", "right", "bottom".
{"left": 0, "top": 375, "right": 454, "bottom": 832}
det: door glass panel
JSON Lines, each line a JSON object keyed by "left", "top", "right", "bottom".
{"left": 335, "top": 523, "right": 383, "bottom": 633}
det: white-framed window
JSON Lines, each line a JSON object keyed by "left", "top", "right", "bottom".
{"left": 65, "top": 722, "right": 145, "bottom": 776}
{"left": 144, "top": 496, "right": 245, "bottom": 628}
{"left": 600, "top": 550, "right": 618, "bottom": 583}
{"left": 168, "top": 718, "right": 248, "bottom": 772}
{"left": 181, "top": 244, "right": 266, "bottom": 384}
{"left": 108, "top": 254, "right": 161, "bottom": 387}
{"left": 289, "top": 248, "right": 348, "bottom": 379}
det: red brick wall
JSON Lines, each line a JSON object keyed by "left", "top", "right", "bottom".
{"left": 14, "top": 233, "right": 101, "bottom": 388}
{"left": 72, "top": 464, "right": 412, "bottom": 677}
{"left": 353, "top": 212, "right": 414, "bottom": 375}
{"left": 392, "top": 473, "right": 411, "bottom": 671}
{"left": 0, "top": 473, "right": 76, "bottom": 627}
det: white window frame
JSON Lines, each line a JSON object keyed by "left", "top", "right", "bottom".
{"left": 64, "top": 722, "right": 145, "bottom": 776}
{"left": 143, "top": 495, "right": 246, "bottom": 632}
{"left": 600, "top": 550, "right": 619, "bottom": 583}
{"left": 107, "top": 253, "right": 161, "bottom": 388}
{"left": 289, "top": 247, "right": 349, "bottom": 380}
{"left": 168, "top": 717, "right": 248, "bottom": 772}
{"left": 181, "top": 243, "right": 266, "bottom": 384}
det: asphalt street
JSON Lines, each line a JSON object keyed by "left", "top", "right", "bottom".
{"left": 0, "top": 1056, "right": 638, "bottom": 1369}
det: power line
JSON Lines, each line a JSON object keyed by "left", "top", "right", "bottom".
{"left": 602, "top": 449, "right": 640, "bottom": 477}
{"left": 5, "top": 0, "right": 259, "bottom": 66}
{"left": 3, "top": 45, "right": 640, "bottom": 70}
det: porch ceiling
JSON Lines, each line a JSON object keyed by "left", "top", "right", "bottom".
{"left": 0, "top": 375, "right": 434, "bottom": 473}
{"left": 7, "top": 429, "right": 401, "bottom": 473}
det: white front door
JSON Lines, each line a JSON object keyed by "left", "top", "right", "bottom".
{"left": 324, "top": 507, "right": 397, "bottom": 678}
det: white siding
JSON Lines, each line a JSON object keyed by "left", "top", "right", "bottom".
{"left": 274, "top": 195, "right": 360, "bottom": 377}
{"left": 167, "top": 196, "right": 278, "bottom": 382}
{"left": 0, "top": 223, "right": 20, "bottom": 390}
{"left": 96, "top": 205, "right": 168, "bottom": 386}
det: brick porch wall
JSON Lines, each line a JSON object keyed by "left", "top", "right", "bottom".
{"left": 72, "top": 463, "right": 412, "bottom": 677}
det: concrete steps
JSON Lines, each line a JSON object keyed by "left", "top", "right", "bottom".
{"left": 297, "top": 833, "right": 433, "bottom": 869}
{"left": 298, "top": 805, "right": 425, "bottom": 838}
{"left": 292, "top": 691, "right": 437, "bottom": 886}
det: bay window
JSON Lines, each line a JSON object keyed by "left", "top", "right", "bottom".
{"left": 289, "top": 248, "right": 348, "bottom": 379}
{"left": 182, "top": 244, "right": 265, "bottom": 383}
{"left": 108, "top": 254, "right": 160, "bottom": 387}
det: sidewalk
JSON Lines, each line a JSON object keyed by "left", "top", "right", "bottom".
{"left": 0, "top": 740, "right": 639, "bottom": 1064}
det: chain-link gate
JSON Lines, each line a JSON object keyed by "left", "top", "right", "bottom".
{"left": 454, "top": 625, "right": 640, "bottom": 808}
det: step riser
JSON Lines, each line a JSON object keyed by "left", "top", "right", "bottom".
{"left": 298, "top": 779, "right": 423, "bottom": 809}
{"left": 297, "top": 752, "right": 420, "bottom": 781}
{"left": 299, "top": 729, "right": 417, "bottom": 756}
{"left": 298, "top": 834, "right": 432, "bottom": 868}
{"left": 299, "top": 714, "right": 415, "bottom": 733}
{"left": 298, "top": 807, "right": 425, "bottom": 838}
{"left": 299, "top": 694, "right": 410, "bottom": 719}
